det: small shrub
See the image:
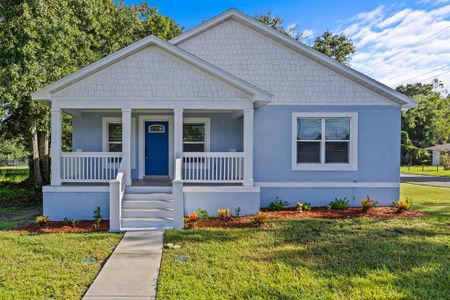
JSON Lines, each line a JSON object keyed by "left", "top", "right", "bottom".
{"left": 394, "top": 198, "right": 413, "bottom": 213}
{"left": 251, "top": 213, "right": 268, "bottom": 226}
{"left": 296, "top": 202, "right": 311, "bottom": 211}
{"left": 63, "top": 217, "right": 70, "bottom": 226}
{"left": 329, "top": 197, "right": 350, "bottom": 210}
{"left": 35, "top": 215, "right": 49, "bottom": 227}
{"left": 195, "top": 208, "right": 209, "bottom": 219}
{"left": 71, "top": 219, "right": 78, "bottom": 228}
{"left": 234, "top": 207, "right": 241, "bottom": 217}
{"left": 360, "top": 195, "right": 378, "bottom": 212}
{"left": 267, "top": 197, "right": 289, "bottom": 211}
{"left": 217, "top": 208, "right": 232, "bottom": 220}
{"left": 184, "top": 212, "right": 199, "bottom": 229}
{"left": 93, "top": 206, "right": 102, "bottom": 229}
{"left": 441, "top": 152, "right": 450, "bottom": 170}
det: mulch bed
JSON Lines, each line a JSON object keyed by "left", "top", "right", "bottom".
{"left": 19, "top": 220, "right": 109, "bottom": 234}
{"left": 192, "top": 207, "right": 426, "bottom": 229}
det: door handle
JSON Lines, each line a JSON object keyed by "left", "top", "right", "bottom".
{"left": 145, "top": 146, "right": 148, "bottom": 160}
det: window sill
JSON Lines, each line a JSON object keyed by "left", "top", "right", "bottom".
{"left": 292, "top": 163, "right": 357, "bottom": 171}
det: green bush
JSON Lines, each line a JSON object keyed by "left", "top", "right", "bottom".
{"left": 195, "top": 208, "right": 210, "bottom": 219}
{"left": 296, "top": 202, "right": 311, "bottom": 211}
{"left": 267, "top": 197, "right": 289, "bottom": 211}
{"left": 251, "top": 213, "right": 267, "bottom": 226}
{"left": 93, "top": 207, "right": 102, "bottom": 229}
{"left": 329, "top": 198, "right": 350, "bottom": 210}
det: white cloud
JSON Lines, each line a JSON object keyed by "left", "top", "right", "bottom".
{"left": 337, "top": 3, "right": 450, "bottom": 89}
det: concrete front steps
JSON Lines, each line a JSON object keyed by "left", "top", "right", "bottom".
{"left": 121, "top": 186, "right": 174, "bottom": 231}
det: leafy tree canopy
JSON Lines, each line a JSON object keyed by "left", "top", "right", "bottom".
{"left": 397, "top": 79, "right": 450, "bottom": 151}
{"left": 312, "top": 31, "right": 356, "bottom": 65}
{"left": 0, "top": 0, "right": 182, "bottom": 183}
{"left": 257, "top": 13, "right": 355, "bottom": 65}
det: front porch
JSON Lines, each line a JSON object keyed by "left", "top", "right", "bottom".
{"left": 48, "top": 106, "right": 258, "bottom": 231}
{"left": 51, "top": 108, "right": 253, "bottom": 186}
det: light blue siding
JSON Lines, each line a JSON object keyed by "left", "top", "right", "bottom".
{"left": 72, "top": 112, "right": 243, "bottom": 179}
{"left": 43, "top": 192, "right": 109, "bottom": 221}
{"left": 254, "top": 105, "right": 401, "bottom": 182}
{"left": 184, "top": 191, "right": 260, "bottom": 216}
{"left": 260, "top": 187, "right": 399, "bottom": 207}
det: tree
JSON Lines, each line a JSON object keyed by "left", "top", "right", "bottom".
{"left": 256, "top": 12, "right": 302, "bottom": 41}
{"left": 0, "top": 136, "right": 29, "bottom": 164}
{"left": 312, "top": 31, "right": 356, "bottom": 65}
{"left": 257, "top": 13, "right": 356, "bottom": 65}
{"left": 397, "top": 79, "right": 450, "bottom": 156}
{"left": 0, "top": 0, "right": 182, "bottom": 186}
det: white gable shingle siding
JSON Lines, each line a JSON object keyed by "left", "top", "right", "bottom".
{"left": 54, "top": 45, "right": 250, "bottom": 100}
{"left": 178, "top": 20, "right": 394, "bottom": 106}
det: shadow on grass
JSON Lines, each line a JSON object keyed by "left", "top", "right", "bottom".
{"left": 262, "top": 218, "right": 449, "bottom": 299}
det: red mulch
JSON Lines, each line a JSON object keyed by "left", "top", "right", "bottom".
{"left": 19, "top": 220, "right": 109, "bottom": 234}
{"left": 192, "top": 207, "right": 425, "bottom": 229}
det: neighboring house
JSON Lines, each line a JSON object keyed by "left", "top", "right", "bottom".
{"left": 425, "top": 144, "right": 450, "bottom": 166}
{"left": 31, "top": 9, "right": 416, "bottom": 231}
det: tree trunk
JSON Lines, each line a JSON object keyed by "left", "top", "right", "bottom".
{"left": 30, "top": 122, "right": 43, "bottom": 185}
{"left": 39, "top": 131, "right": 50, "bottom": 184}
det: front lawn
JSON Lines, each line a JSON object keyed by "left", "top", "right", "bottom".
{"left": 158, "top": 183, "right": 450, "bottom": 299}
{"left": 401, "top": 165, "right": 450, "bottom": 177}
{"left": 0, "top": 167, "right": 123, "bottom": 298}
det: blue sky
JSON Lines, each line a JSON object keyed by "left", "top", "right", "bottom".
{"left": 123, "top": 0, "right": 450, "bottom": 89}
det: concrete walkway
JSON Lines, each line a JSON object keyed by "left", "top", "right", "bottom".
{"left": 84, "top": 231, "right": 164, "bottom": 300}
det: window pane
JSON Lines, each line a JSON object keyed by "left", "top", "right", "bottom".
{"left": 297, "top": 142, "right": 321, "bottom": 163}
{"left": 109, "top": 143, "right": 122, "bottom": 152}
{"left": 298, "top": 118, "right": 321, "bottom": 140}
{"left": 325, "top": 119, "right": 350, "bottom": 140}
{"left": 109, "top": 123, "right": 122, "bottom": 142}
{"left": 183, "top": 123, "right": 205, "bottom": 142}
{"left": 183, "top": 143, "right": 204, "bottom": 152}
{"left": 325, "top": 142, "right": 349, "bottom": 163}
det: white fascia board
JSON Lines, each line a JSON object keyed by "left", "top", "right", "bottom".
{"left": 31, "top": 35, "right": 272, "bottom": 104}
{"left": 170, "top": 9, "right": 416, "bottom": 109}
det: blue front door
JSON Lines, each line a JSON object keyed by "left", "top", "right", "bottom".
{"left": 145, "top": 121, "right": 169, "bottom": 175}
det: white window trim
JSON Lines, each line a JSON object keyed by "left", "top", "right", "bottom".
{"left": 183, "top": 118, "right": 211, "bottom": 152}
{"left": 102, "top": 117, "right": 136, "bottom": 169}
{"left": 291, "top": 112, "right": 358, "bottom": 171}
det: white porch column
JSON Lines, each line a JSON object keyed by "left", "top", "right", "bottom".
{"left": 173, "top": 108, "right": 184, "bottom": 229}
{"left": 243, "top": 108, "right": 254, "bottom": 186}
{"left": 50, "top": 108, "right": 62, "bottom": 186}
{"left": 174, "top": 108, "right": 183, "bottom": 159}
{"left": 122, "top": 108, "right": 132, "bottom": 185}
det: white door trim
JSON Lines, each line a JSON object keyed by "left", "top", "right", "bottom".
{"left": 139, "top": 115, "right": 174, "bottom": 179}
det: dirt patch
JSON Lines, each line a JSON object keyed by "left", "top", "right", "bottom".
{"left": 19, "top": 220, "right": 109, "bottom": 234}
{"left": 193, "top": 207, "right": 426, "bottom": 229}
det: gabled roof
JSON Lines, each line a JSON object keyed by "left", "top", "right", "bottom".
{"left": 32, "top": 35, "right": 272, "bottom": 104}
{"left": 170, "top": 9, "right": 417, "bottom": 108}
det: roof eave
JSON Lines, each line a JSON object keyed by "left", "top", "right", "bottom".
{"left": 170, "top": 8, "right": 417, "bottom": 108}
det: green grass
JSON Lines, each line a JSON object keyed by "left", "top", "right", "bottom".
{"left": 401, "top": 165, "right": 450, "bottom": 177}
{"left": 0, "top": 167, "right": 123, "bottom": 298}
{"left": 0, "top": 167, "right": 38, "bottom": 202}
{"left": 157, "top": 184, "right": 450, "bottom": 300}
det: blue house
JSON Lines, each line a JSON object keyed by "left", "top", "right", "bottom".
{"left": 31, "top": 9, "right": 416, "bottom": 231}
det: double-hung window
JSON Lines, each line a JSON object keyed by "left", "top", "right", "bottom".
{"left": 102, "top": 117, "right": 136, "bottom": 168}
{"left": 183, "top": 118, "right": 210, "bottom": 152}
{"left": 292, "top": 113, "right": 358, "bottom": 171}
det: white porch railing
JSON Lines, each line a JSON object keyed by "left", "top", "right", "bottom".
{"left": 181, "top": 152, "right": 245, "bottom": 183}
{"left": 109, "top": 156, "right": 127, "bottom": 232}
{"left": 60, "top": 152, "right": 122, "bottom": 183}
